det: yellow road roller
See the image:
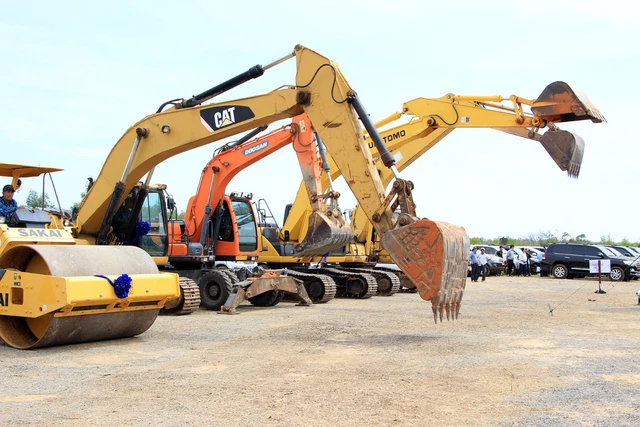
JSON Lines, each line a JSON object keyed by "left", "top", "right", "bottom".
{"left": 0, "top": 163, "right": 180, "bottom": 349}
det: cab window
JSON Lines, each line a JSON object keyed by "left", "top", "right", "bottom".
{"left": 567, "top": 245, "right": 585, "bottom": 255}
{"left": 139, "top": 192, "right": 167, "bottom": 256}
{"left": 232, "top": 200, "right": 257, "bottom": 252}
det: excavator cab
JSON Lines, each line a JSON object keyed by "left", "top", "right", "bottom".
{"left": 209, "top": 193, "right": 260, "bottom": 260}
{"left": 138, "top": 187, "right": 170, "bottom": 257}
{"left": 110, "top": 184, "right": 171, "bottom": 259}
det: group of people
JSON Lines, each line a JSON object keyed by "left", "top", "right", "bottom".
{"left": 500, "top": 245, "right": 535, "bottom": 277}
{"left": 468, "top": 247, "right": 490, "bottom": 282}
{"left": 469, "top": 244, "right": 542, "bottom": 282}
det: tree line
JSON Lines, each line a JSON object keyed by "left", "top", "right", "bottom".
{"left": 470, "top": 230, "right": 639, "bottom": 248}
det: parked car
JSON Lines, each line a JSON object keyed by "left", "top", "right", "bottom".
{"left": 607, "top": 245, "right": 637, "bottom": 257}
{"left": 627, "top": 247, "right": 640, "bottom": 256}
{"left": 485, "top": 254, "right": 506, "bottom": 276}
{"left": 540, "top": 243, "right": 640, "bottom": 281}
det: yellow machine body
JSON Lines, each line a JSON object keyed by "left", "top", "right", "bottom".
{"left": 0, "top": 244, "right": 179, "bottom": 349}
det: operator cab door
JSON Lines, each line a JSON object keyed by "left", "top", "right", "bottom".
{"left": 138, "top": 190, "right": 169, "bottom": 257}
{"left": 209, "top": 196, "right": 259, "bottom": 260}
{"left": 230, "top": 196, "right": 259, "bottom": 258}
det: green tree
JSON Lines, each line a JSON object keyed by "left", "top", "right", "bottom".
{"left": 469, "top": 237, "right": 484, "bottom": 245}
{"left": 26, "top": 189, "right": 56, "bottom": 209}
{"left": 599, "top": 234, "right": 615, "bottom": 245}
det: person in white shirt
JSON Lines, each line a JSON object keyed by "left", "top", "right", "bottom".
{"left": 506, "top": 245, "right": 516, "bottom": 276}
{"left": 518, "top": 249, "right": 529, "bottom": 276}
{"left": 477, "top": 248, "right": 489, "bottom": 282}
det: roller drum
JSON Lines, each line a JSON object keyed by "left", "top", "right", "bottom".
{"left": 0, "top": 245, "right": 164, "bottom": 349}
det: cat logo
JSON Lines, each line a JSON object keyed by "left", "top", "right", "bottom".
{"left": 215, "top": 107, "right": 236, "bottom": 128}
{"left": 0, "top": 293, "right": 9, "bottom": 307}
{"left": 200, "top": 105, "right": 256, "bottom": 132}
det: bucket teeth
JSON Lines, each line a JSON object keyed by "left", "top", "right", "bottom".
{"left": 455, "top": 290, "right": 464, "bottom": 319}
{"left": 539, "top": 130, "right": 585, "bottom": 179}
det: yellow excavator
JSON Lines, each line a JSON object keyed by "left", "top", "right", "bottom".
{"left": 0, "top": 44, "right": 470, "bottom": 349}
{"left": 258, "top": 83, "right": 605, "bottom": 296}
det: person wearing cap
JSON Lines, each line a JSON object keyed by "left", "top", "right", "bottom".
{"left": 0, "top": 184, "right": 19, "bottom": 219}
{"left": 477, "top": 247, "right": 489, "bottom": 282}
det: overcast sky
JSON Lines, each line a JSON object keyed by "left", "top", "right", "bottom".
{"left": 1, "top": 0, "right": 637, "bottom": 242}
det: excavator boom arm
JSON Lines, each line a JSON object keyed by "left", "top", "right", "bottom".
{"left": 183, "top": 116, "right": 309, "bottom": 243}
{"left": 283, "top": 83, "right": 605, "bottom": 243}
{"left": 76, "top": 88, "right": 302, "bottom": 235}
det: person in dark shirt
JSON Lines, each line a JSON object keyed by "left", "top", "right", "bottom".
{"left": 0, "top": 184, "right": 19, "bottom": 219}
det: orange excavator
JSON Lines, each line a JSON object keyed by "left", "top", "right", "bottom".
{"left": 164, "top": 113, "right": 350, "bottom": 311}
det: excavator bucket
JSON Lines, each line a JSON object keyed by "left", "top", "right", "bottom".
{"left": 531, "top": 81, "right": 607, "bottom": 123}
{"left": 0, "top": 245, "right": 180, "bottom": 349}
{"left": 539, "top": 129, "right": 585, "bottom": 178}
{"left": 294, "top": 211, "right": 354, "bottom": 257}
{"left": 530, "top": 82, "right": 605, "bottom": 179}
{"left": 381, "top": 219, "right": 469, "bottom": 323}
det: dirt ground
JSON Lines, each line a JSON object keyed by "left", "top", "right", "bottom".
{"left": 1, "top": 274, "right": 639, "bottom": 426}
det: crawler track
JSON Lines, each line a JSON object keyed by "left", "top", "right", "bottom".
{"left": 341, "top": 267, "right": 400, "bottom": 296}
{"left": 286, "top": 270, "right": 337, "bottom": 303}
{"left": 373, "top": 266, "right": 418, "bottom": 293}
{"left": 160, "top": 277, "right": 201, "bottom": 315}
{"left": 310, "top": 267, "right": 377, "bottom": 299}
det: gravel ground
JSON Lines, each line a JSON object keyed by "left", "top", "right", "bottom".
{"left": 1, "top": 274, "right": 639, "bottom": 426}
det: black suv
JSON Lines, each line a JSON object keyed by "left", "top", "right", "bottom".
{"left": 540, "top": 243, "right": 640, "bottom": 281}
